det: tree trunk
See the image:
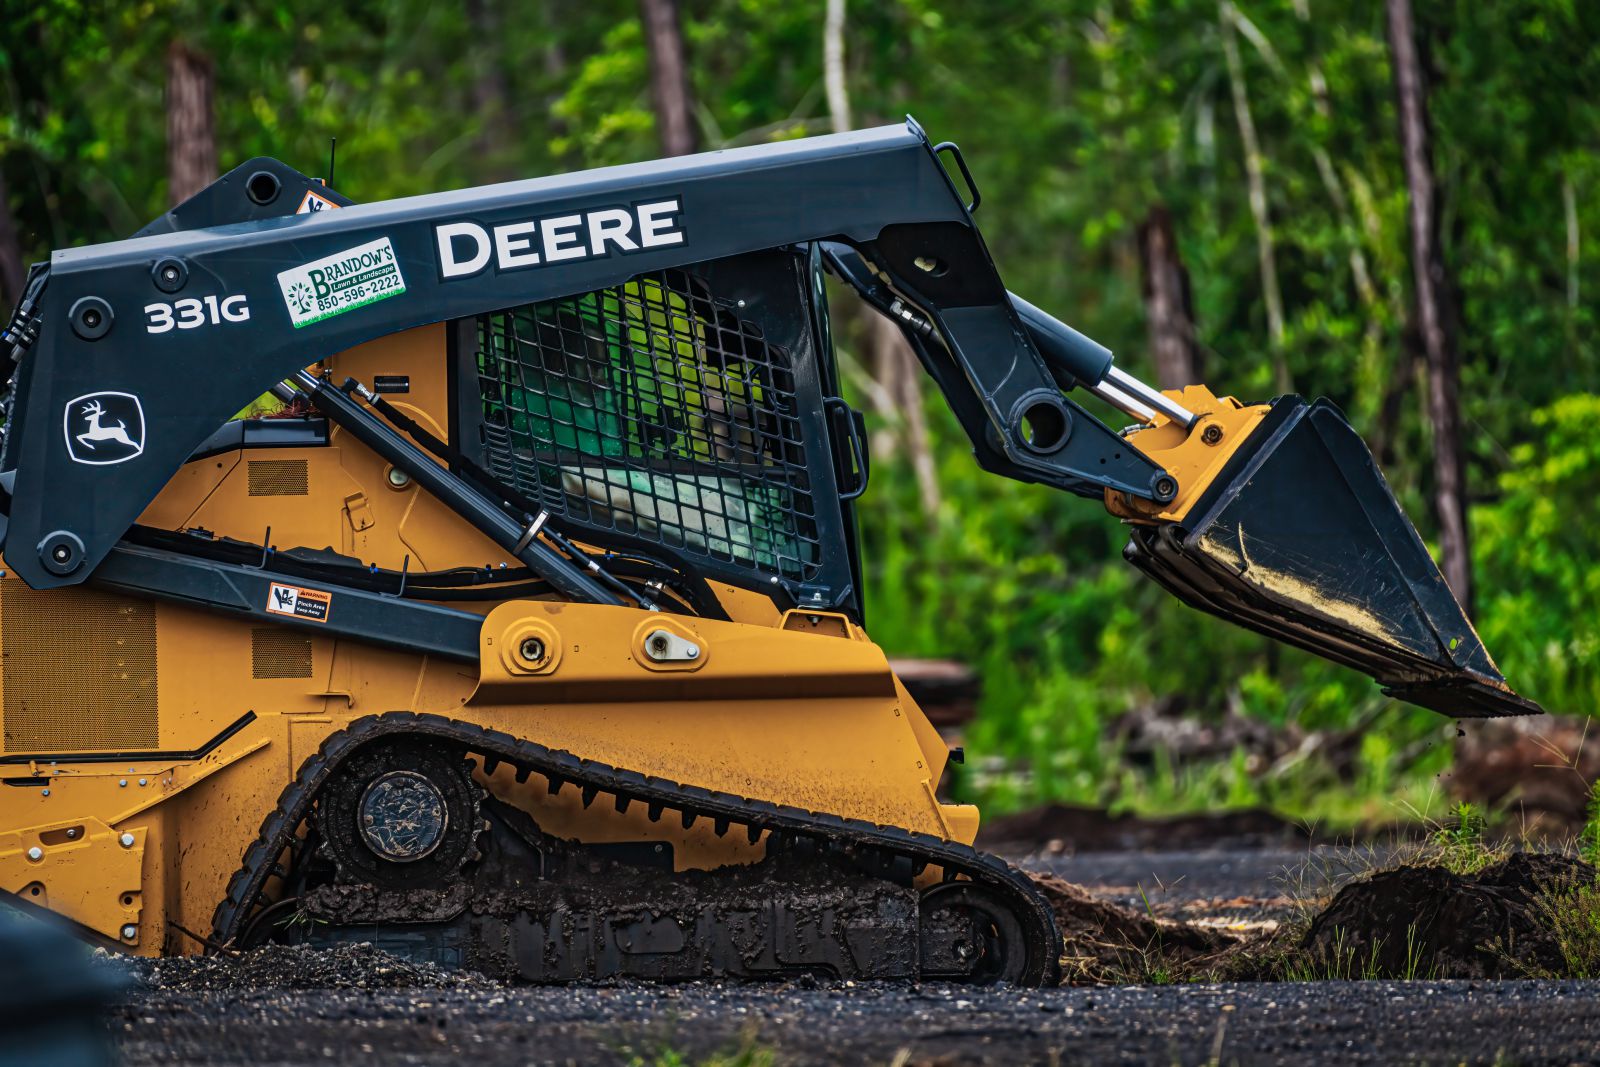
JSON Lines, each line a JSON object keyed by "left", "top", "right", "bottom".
{"left": 166, "top": 40, "right": 216, "bottom": 206}
{"left": 1138, "top": 205, "right": 1201, "bottom": 389}
{"left": 0, "top": 167, "right": 24, "bottom": 309}
{"left": 824, "top": 0, "right": 852, "bottom": 134}
{"left": 466, "top": 0, "right": 514, "bottom": 181}
{"left": 639, "top": 0, "right": 697, "bottom": 157}
{"left": 1386, "top": 0, "right": 1472, "bottom": 614}
{"left": 822, "top": 0, "right": 936, "bottom": 515}
{"left": 1219, "top": 1, "right": 1289, "bottom": 393}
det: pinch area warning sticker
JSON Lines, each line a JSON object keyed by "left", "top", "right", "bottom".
{"left": 296, "top": 189, "right": 340, "bottom": 214}
{"left": 266, "top": 582, "right": 332, "bottom": 623}
{"left": 277, "top": 235, "right": 405, "bottom": 329}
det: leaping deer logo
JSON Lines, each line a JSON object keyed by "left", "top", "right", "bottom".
{"left": 63, "top": 391, "right": 144, "bottom": 465}
{"left": 76, "top": 400, "right": 137, "bottom": 452}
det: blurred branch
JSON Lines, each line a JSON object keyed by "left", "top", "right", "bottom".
{"left": 1219, "top": 1, "right": 1290, "bottom": 392}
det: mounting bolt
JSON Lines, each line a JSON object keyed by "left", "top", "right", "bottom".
{"left": 518, "top": 636, "right": 545, "bottom": 664}
{"left": 65, "top": 828, "right": 77, "bottom": 839}
{"left": 138, "top": 778, "right": 148, "bottom": 786}
{"left": 151, "top": 257, "right": 188, "bottom": 293}
{"left": 118, "top": 779, "right": 127, "bottom": 787}
{"left": 1201, "top": 423, "right": 1224, "bottom": 445}
{"left": 119, "top": 833, "right": 136, "bottom": 848}
{"left": 121, "top": 924, "right": 138, "bottom": 941}
{"left": 40, "top": 789, "right": 49, "bottom": 798}
{"left": 649, "top": 633, "right": 670, "bottom": 656}
{"left": 1150, "top": 474, "right": 1179, "bottom": 503}
{"left": 386, "top": 467, "right": 412, "bottom": 489}
{"left": 68, "top": 296, "right": 115, "bottom": 341}
{"left": 25, "top": 847, "right": 42, "bottom": 862}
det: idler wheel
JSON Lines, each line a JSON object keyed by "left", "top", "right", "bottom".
{"left": 316, "top": 739, "right": 481, "bottom": 888}
{"left": 918, "top": 881, "right": 1031, "bottom": 984}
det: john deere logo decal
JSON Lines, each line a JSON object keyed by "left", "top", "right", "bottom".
{"left": 277, "top": 235, "right": 406, "bottom": 328}
{"left": 64, "top": 391, "right": 145, "bottom": 466}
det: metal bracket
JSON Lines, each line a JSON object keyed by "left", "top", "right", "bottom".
{"left": 641, "top": 628, "right": 701, "bottom": 663}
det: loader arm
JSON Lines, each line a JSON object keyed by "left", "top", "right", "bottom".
{"left": 0, "top": 119, "right": 1539, "bottom": 718}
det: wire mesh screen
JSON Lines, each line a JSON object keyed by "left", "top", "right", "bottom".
{"left": 472, "top": 269, "right": 821, "bottom": 579}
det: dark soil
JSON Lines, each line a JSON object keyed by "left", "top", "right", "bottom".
{"left": 111, "top": 941, "right": 500, "bottom": 993}
{"left": 1028, "top": 872, "right": 1235, "bottom": 981}
{"left": 980, "top": 803, "right": 1307, "bottom": 853}
{"left": 113, "top": 979, "right": 1600, "bottom": 1066}
{"left": 97, "top": 848, "right": 1600, "bottom": 1065}
{"left": 1287, "top": 852, "right": 1596, "bottom": 979}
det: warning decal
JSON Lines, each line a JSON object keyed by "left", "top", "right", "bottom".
{"left": 296, "top": 189, "right": 341, "bottom": 215}
{"left": 265, "top": 582, "right": 332, "bottom": 623}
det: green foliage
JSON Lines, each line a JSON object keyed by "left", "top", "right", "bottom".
{"left": 626, "top": 1036, "right": 775, "bottom": 1067}
{"left": 1583, "top": 785, "right": 1600, "bottom": 868}
{"left": 4, "top": 0, "right": 1597, "bottom": 820}
{"left": 1526, "top": 876, "right": 1600, "bottom": 980}
{"left": 1430, "top": 801, "right": 1501, "bottom": 876}
{"left": 1474, "top": 395, "right": 1600, "bottom": 717}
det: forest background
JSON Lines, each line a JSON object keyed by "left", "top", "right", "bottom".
{"left": 3, "top": 0, "right": 1597, "bottom": 826}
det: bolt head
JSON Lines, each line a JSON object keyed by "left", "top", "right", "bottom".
{"left": 121, "top": 924, "right": 138, "bottom": 941}
{"left": 138, "top": 778, "right": 148, "bottom": 786}
{"left": 40, "top": 789, "right": 49, "bottom": 797}
{"left": 65, "top": 828, "right": 77, "bottom": 839}
{"left": 1201, "top": 423, "right": 1224, "bottom": 445}
{"left": 519, "top": 636, "right": 545, "bottom": 663}
{"left": 118, "top": 779, "right": 127, "bottom": 787}
{"left": 25, "top": 846, "right": 42, "bottom": 861}
{"left": 119, "top": 832, "right": 136, "bottom": 848}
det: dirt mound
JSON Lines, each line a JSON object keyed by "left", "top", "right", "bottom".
{"left": 984, "top": 804, "right": 1305, "bottom": 853}
{"left": 115, "top": 942, "right": 499, "bottom": 993}
{"left": 1294, "top": 852, "right": 1595, "bottom": 979}
{"left": 1028, "top": 872, "right": 1235, "bottom": 982}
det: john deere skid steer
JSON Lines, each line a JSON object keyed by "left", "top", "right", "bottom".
{"left": 0, "top": 121, "right": 1539, "bottom": 985}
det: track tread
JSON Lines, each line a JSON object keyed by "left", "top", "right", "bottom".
{"left": 209, "top": 712, "right": 1061, "bottom": 985}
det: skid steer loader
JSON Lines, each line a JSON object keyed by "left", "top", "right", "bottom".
{"left": 0, "top": 120, "right": 1539, "bottom": 985}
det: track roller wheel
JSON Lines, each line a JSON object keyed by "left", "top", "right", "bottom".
{"left": 315, "top": 738, "right": 481, "bottom": 888}
{"left": 918, "top": 882, "right": 1033, "bottom": 984}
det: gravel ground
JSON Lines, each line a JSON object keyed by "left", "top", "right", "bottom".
{"left": 107, "top": 843, "right": 1598, "bottom": 1065}
{"left": 1021, "top": 844, "right": 1395, "bottom": 928}
{"left": 114, "top": 978, "right": 1600, "bottom": 1066}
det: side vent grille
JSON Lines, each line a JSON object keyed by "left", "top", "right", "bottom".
{"left": 251, "top": 627, "right": 314, "bottom": 679}
{"left": 1, "top": 581, "right": 158, "bottom": 753}
{"left": 248, "top": 459, "right": 309, "bottom": 496}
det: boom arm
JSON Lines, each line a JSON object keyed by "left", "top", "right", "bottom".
{"left": 0, "top": 120, "right": 1541, "bottom": 718}
{"left": 0, "top": 120, "right": 1168, "bottom": 591}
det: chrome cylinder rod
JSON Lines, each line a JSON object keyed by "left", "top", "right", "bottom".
{"left": 1087, "top": 379, "right": 1159, "bottom": 424}
{"left": 1104, "top": 366, "right": 1198, "bottom": 428}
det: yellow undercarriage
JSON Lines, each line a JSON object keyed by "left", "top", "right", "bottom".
{"left": 0, "top": 325, "right": 973, "bottom": 954}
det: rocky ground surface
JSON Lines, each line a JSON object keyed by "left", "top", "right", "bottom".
{"left": 112, "top": 976, "right": 1600, "bottom": 1066}
{"left": 99, "top": 837, "right": 1600, "bottom": 1065}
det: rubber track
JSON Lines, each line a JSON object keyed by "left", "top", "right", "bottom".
{"left": 209, "top": 712, "right": 1062, "bottom": 985}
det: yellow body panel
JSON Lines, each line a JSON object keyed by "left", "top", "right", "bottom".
{"left": 0, "top": 325, "right": 974, "bottom": 955}
{"left": 1103, "top": 385, "right": 1271, "bottom": 525}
